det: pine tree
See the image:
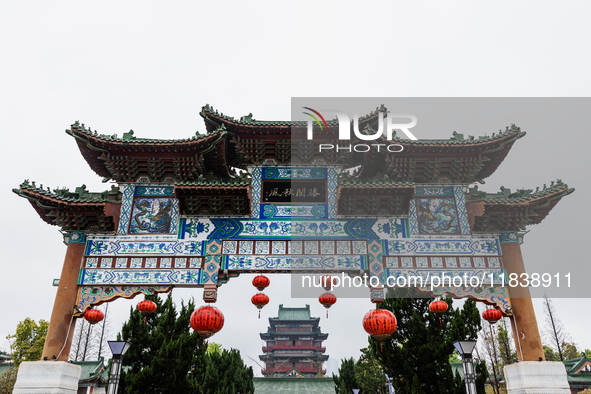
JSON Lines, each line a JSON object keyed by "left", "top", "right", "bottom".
{"left": 118, "top": 294, "right": 204, "bottom": 393}
{"left": 368, "top": 290, "right": 488, "bottom": 394}
{"left": 332, "top": 357, "right": 357, "bottom": 394}
{"left": 117, "top": 294, "right": 254, "bottom": 393}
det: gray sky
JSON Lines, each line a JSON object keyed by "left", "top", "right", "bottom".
{"left": 1, "top": 1, "right": 590, "bottom": 376}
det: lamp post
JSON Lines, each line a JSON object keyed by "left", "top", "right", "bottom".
{"left": 385, "top": 373, "right": 395, "bottom": 393}
{"left": 107, "top": 340, "right": 131, "bottom": 394}
{"left": 453, "top": 340, "right": 478, "bottom": 394}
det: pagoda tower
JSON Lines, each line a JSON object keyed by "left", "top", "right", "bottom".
{"left": 260, "top": 305, "right": 328, "bottom": 377}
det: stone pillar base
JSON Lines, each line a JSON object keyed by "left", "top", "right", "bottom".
{"left": 13, "top": 361, "right": 82, "bottom": 394}
{"left": 504, "top": 361, "right": 570, "bottom": 394}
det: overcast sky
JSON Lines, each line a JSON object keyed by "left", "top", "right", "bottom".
{"left": 1, "top": 1, "right": 590, "bottom": 376}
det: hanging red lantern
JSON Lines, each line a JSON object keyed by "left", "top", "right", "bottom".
{"left": 251, "top": 293, "right": 270, "bottom": 318}
{"left": 429, "top": 300, "right": 449, "bottom": 326}
{"left": 362, "top": 309, "right": 397, "bottom": 352}
{"left": 252, "top": 275, "right": 270, "bottom": 292}
{"left": 190, "top": 306, "right": 225, "bottom": 339}
{"left": 137, "top": 300, "right": 157, "bottom": 325}
{"left": 482, "top": 309, "right": 503, "bottom": 325}
{"left": 320, "top": 276, "right": 337, "bottom": 291}
{"left": 319, "top": 292, "right": 337, "bottom": 318}
{"left": 84, "top": 309, "right": 104, "bottom": 325}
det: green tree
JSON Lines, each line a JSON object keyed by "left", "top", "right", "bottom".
{"left": 7, "top": 318, "right": 48, "bottom": 367}
{"left": 585, "top": 349, "right": 591, "bottom": 358}
{"left": 354, "top": 349, "right": 388, "bottom": 394}
{"left": 118, "top": 294, "right": 203, "bottom": 393}
{"left": 333, "top": 357, "right": 358, "bottom": 394}
{"left": 0, "top": 365, "right": 17, "bottom": 394}
{"left": 368, "top": 290, "right": 488, "bottom": 394}
{"left": 561, "top": 342, "right": 580, "bottom": 360}
{"left": 190, "top": 348, "right": 254, "bottom": 394}
{"left": 543, "top": 345, "right": 557, "bottom": 361}
{"left": 118, "top": 294, "right": 253, "bottom": 394}
{"left": 497, "top": 320, "right": 516, "bottom": 367}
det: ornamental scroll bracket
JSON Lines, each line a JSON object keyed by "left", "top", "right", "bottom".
{"left": 416, "top": 285, "right": 513, "bottom": 316}
{"left": 74, "top": 285, "right": 173, "bottom": 317}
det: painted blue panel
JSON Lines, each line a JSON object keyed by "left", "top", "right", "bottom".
{"left": 260, "top": 204, "right": 328, "bottom": 219}
{"left": 262, "top": 167, "right": 327, "bottom": 179}
{"left": 134, "top": 186, "right": 174, "bottom": 196}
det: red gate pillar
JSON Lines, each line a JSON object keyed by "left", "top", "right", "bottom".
{"left": 42, "top": 232, "right": 86, "bottom": 361}
{"left": 499, "top": 231, "right": 544, "bottom": 362}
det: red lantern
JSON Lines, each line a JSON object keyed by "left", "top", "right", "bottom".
{"left": 190, "top": 306, "right": 225, "bottom": 339}
{"left": 252, "top": 275, "right": 270, "bottom": 292}
{"left": 84, "top": 309, "right": 104, "bottom": 325}
{"left": 482, "top": 309, "right": 503, "bottom": 325}
{"left": 362, "top": 309, "right": 397, "bottom": 351}
{"left": 137, "top": 300, "right": 157, "bottom": 325}
{"left": 251, "top": 293, "right": 270, "bottom": 318}
{"left": 429, "top": 300, "right": 448, "bottom": 326}
{"left": 320, "top": 276, "right": 337, "bottom": 291}
{"left": 319, "top": 292, "right": 337, "bottom": 318}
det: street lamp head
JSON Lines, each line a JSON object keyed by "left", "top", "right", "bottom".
{"left": 453, "top": 340, "right": 477, "bottom": 356}
{"left": 108, "top": 341, "right": 131, "bottom": 357}
{"left": 352, "top": 390, "right": 360, "bottom": 394}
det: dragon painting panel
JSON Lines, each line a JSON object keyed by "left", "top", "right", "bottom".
{"left": 415, "top": 198, "right": 460, "bottom": 234}
{"left": 129, "top": 197, "right": 174, "bottom": 234}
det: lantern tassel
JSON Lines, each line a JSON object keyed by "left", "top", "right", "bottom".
{"left": 143, "top": 316, "right": 146, "bottom": 326}
{"left": 258, "top": 310, "right": 261, "bottom": 319}
{"left": 439, "top": 317, "right": 442, "bottom": 327}
{"left": 326, "top": 310, "right": 328, "bottom": 319}
{"left": 380, "top": 343, "right": 384, "bottom": 353}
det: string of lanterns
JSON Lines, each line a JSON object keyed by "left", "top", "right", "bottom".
{"left": 251, "top": 275, "right": 270, "bottom": 318}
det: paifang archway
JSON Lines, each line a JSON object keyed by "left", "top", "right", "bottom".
{"left": 14, "top": 105, "right": 573, "bottom": 370}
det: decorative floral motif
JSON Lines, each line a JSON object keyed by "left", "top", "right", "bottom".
{"left": 75, "top": 285, "right": 172, "bottom": 316}
{"left": 80, "top": 269, "right": 204, "bottom": 285}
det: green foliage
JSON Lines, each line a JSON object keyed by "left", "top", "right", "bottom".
{"left": 585, "top": 349, "right": 591, "bottom": 358}
{"left": 333, "top": 357, "right": 357, "bottom": 394}
{"left": 368, "top": 291, "right": 487, "bottom": 394}
{"left": 7, "top": 318, "right": 48, "bottom": 367}
{"left": 354, "top": 350, "right": 388, "bottom": 394}
{"left": 0, "top": 365, "right": 17, "bottom": 394}
{"left": 544, "top": 345, "right": 557, "bottom": 361}
{"left": 206, "top": 342, "right": 223, "bottom": 355}
{"left": 561, "top": 342, "right": 580, "bottom": 360}
{"left": 117, "top": 294, "right": 253, "bottom": 394}
{"left": 449, "top": 350, "right": 461, "bottom": 363}
{"left": 497, "top": 320, "right": 516, "bottom": 367}
{"left": 190, "top": 348, "right": 254, "bottom": 394}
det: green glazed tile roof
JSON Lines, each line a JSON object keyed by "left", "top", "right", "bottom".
{"left": 466, "top": 180, "right": 574, "bottom": 203}
{"left": 13, "top": 180, "right": 121, "bottom": 204}
{"left": 75, "top": 357, "right": 108, "bottom": 384}
{"left": 68, "top": 120, "right": 211, "bottom": 142}
{"left": 274, "top": 304, "right": 312, "bottom": 321}
{"left": 253, "top": 377, "right": 335, "bottom": 393}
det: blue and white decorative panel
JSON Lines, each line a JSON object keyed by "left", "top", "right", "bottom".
{"left": 288, "top": 241, "right": 303, "bottom": 254}
{"left": 251, "top": 167, "right": 262, "bottom": 219}
{"left": 473, "top": 257, "right": 486, "bottom": 268}
{"left": 255, "top": 241, "right": 270, "bottom": 254}
{"left": 327, "top": 167, "right": 337, "bottom": 219}
{"left": 385, "top": 237, "right": 500, "bottom": 256}
{"left": 79, "top": 269, "right": 204, "bottom": 285}
{"left": 304, "top": 241, "right": 319, "bottom": 254}
{"left": 145, "top": 257, "right": 157, "bottom": 268}
{"left": 115, "top": 258, "right": 127, "bottom": 268}
{"left": 130, "top": 258, "right": 142, "bottom": 268}
{"left": 174, "top": 258, "right": 186, "bottom": 268}
{"left": 416, "top": 257, "right": 429, "bottom": 268}
{"left": 336, "top": 241, "right": 351, "bottom": 254}
{"left": 352, "top": 241, "right": 368, "bottom": 254}
{"left": 459, "top": 257, "right": 472, "bottom": 268}
{"left": 134, "top": 186, "right": 174, "bottom": 197}
{"left": 222, "top": 255, "right": 365, "bottom": 271}
{"left": 445, "top": 257, "right": 458, "bottom": 267}
{"left": 189, "top": 258, "right": 201, "bottom": 269}
{"left": 86, "top": 239, "right": 204, "bottom": 256}
{"left": 408, "top": 200, "right": 419, "bottom": 235}
{"left": 99, "top": 258, "right": 112, "bottom": 268}
{"left": 488, "top": 257, "right": 500, "bottom": 268}
{"left": 320, "top": 241, "right": 334, "bottom": 254}
{"left": 239, "top": 240, "right": 254, "bottom": 255}
{"left": 431, "top": 257, "right": 443, "bottom": 268}
{"left": 272, "top": 241, "right": 286, "bottom": 254}
{"left": 401, "top": 257, "right": 413, "bottom": 268}
{"left": 372, "top": 219, "right": 409, "bottom": 239}
{"left": 415, "top": 186, "right": 455, "bottom": 197}
{"left": 261, "top": 167, "right": 326, "bottom": 180}
{"left": 160, "top": 258, "right": 172, "bottom": 268}
{"left": 223, "top": 241, "right": 237, "bottom": 254}
{"left": 86, "top": 258, "right": 98, "bottom": 268}
{"left": 118, "top": 185, "right": 135, "bottom": 235}
{"left": 385, "top": 256, "right": 399, "bottom": 268}
{"left": 454, "top": 185, "right": 471, "bottom": 235}
{"left": 261, "top": 204, "right": 328, "bottom": 219}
